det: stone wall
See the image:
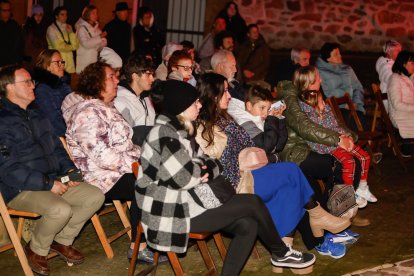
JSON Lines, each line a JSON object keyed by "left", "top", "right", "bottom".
{"left": 236, "top": 0, "right": 414, "bottom": 52}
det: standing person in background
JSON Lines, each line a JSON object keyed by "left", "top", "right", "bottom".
{"left": 236, "top": 24, "right": 270, "bottom": 83}
{"left": 23, "top": 4, "right": 48, "bottom": 69}
{"left": 104, "top": 2, "right": 131, "bottom": 63}
{"left": 0, "top": 0, "right": 23, "bottom": 67}
{"left": 198, "top": 16, "right": 226, "bottom": 60}
{"left": 75, "top": 5, "right": 107, "bottom": 74}
{"left": 47, "top": 6, "right": 79, "bottom": 74}
{"left": 218, "top": 1, "right": 247, "bottom": 44}
{"left": 133, "top": 7, "right": 165, "bottom": 66}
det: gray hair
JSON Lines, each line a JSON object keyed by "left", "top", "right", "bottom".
{"left": 291, "top": 47, "right": 310, "bottom": 63}
{"left": 383, "top": 40, "right": 401, "bottom": 55}
{"left": 211, "top": 49, "right": 234, "bottom": 71}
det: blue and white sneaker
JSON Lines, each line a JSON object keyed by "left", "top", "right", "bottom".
{"left": 326, "top": 230, "right": 359, "bottom": 244}
{"left": 315, "top": 236, "right": 346, "bottom": 259}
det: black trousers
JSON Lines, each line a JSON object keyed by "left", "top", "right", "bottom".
{"left": 105, "top": 173, "right": 139, "bottom": 242}
{"left": 191, "top": 194, "right": 288, "bottom": 276}
{"left": 340, "top": 108, "right": 368, "bottom": 132}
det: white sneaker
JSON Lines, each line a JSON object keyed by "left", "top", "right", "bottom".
{"left": 356, "top": 186, "right": 378, "bottom": 203}
{"left": 355, "top": 194, "right": 367, "bottom": 208}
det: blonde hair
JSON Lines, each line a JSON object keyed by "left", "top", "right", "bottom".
{"left": 177, "top": 113, "right": 194, "bottom": 135}
{"left": 293, "top": 65, "right": 318, "bottom": 92}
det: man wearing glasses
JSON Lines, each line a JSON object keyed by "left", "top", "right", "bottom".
{"left": 0, "top": 0, "right": 23, "bottom": 66}
{"left": 0, "top": 65, "right": 104, "bottom": 275}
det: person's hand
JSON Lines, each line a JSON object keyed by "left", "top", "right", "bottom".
{"left": 66, "top": 24, "right": 73, "bottom": 33}
{"left": 100, "top": 31, "right": 107, "bottom": 38}
{"left": 200, "top": 173, "right": 209, "bottom": 183}
{"left": 67, "top": 181, "right": 80, "bottom": 188}
{"left": 338, "top": 135, "right": 354, "bottom": 151}
{"left": 50, "top": 181, "right": 69, "bottom": 196}
{"left": 243, "top": 69, "right": 255, "bottom": 79}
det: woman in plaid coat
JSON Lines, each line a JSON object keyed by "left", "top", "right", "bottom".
{"left": 136, "top": 80, "right": 315, "bottom": 275}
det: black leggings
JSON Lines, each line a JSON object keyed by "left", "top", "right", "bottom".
{"left": 191, "top": 194, "right": 288, "bottom": 276}
{"left": 105, "top": 173, "right": 139, "bottom": 242}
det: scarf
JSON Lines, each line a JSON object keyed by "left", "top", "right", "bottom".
{"left": 216, "top": 116, "right": 254, "bottom": 188}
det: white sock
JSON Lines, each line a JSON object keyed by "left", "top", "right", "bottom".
{"left": 359, "top": 181, "right": 368, "bottom": 190}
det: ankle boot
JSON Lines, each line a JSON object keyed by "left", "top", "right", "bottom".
{"left": 307, "top": 204, "right": 351, "bottom": 237}
{"left": 272, "top": 237, "right": 313, "bottom": 275}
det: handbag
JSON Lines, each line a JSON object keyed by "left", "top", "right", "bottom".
{"left": 327, "top": 184, "right": 358, "bottom": 218}
{"left": 239, "top": 147, "right": 268, "bottom": 171}
{"left": 190, "top": 175, "right": 235, "bottom": 209}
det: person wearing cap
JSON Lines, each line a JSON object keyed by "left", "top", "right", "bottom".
{"left": 103, "top": 2, "right": 131, "bottom": 63}
{"left": 74, "top": 5, "right": 107, "bottom": 73}
{"left": 46, "top": 6, "right": 79, "bottom": 74}
{"left": 136, "top": 79, "right": 315, "bottom": 275}
{"left": 23, "top": 4, "right": 48, "bottom": 68}
{"left": 114, "top": 53, "right": 156, "bottom": 146}
{"left": 0, "top": 0, "right": 24, "bottom": 66}
{"left": 133, "top": 7, "right": 165, "bottom": 66}
{"left": 154, "top": 42, "right": 183, "bottom": 80}
{"left": 315, "top": 42, "right": 368, "bottom": 131}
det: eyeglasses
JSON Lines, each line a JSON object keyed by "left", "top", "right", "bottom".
{"left": 13, "top": 79, "right": 36, "bottom": 87}
{"left": 51, "top": 60, "right": 66, "bottom": 66}
{"left": 174, "top": 65, "right": 193, "bottom": 71}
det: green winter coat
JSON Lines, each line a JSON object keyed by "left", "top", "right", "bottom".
{"left": 276, "top": 81, "right": 356, "bottom": 165}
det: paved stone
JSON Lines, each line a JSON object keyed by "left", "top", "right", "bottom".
{"left": 345, "top": 258, "right": 414, "bottom": 275}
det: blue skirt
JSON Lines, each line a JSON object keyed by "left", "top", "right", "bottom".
{"left": 252, "top": 162, "right": 314, "bottom": 237}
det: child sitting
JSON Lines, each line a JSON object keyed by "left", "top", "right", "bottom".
{"left": 237, "top": 84, "right": 287, "bottom": 163}
{"left": 294, "top": 66, "right": 377, "bottom": 206}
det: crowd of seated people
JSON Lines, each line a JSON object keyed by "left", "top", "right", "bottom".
{"left": 0, "top": 0, "right": 409, "bottom": 274}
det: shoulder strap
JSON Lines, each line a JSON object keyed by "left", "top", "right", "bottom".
{"left": 54, "top": 21, "right": 71, "bottom": 45}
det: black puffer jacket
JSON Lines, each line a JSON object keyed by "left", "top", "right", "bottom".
{"left": 0, "top": 98, "right": 75, "bottom": 203}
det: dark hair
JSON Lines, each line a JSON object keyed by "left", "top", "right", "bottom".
{"left": 138, "top": 6, "right": 152, "bottom": 20}
{"left": 167, "top": 50, "right": 192, "bottom": 74}
{"left": 35, "top": 49, "right": 60, "bottom": 70}
{"left": 0, "top": 0, "right": 11, "bottom": 4}
{"left": 214, "top": 31, "right": 234, "bottom": 50}
{"left": 320, "top": 42, "right": 340, "bottom": 62}
{"left": 0, "top": 64, "right": 23, "bottom": 97}
{"left": 76, "top": 61, "right": 111, "bottom": 100}
{"left": 392, "top": 50, "right": 414, "bottom": 77}
{"left": 245, "top": 85, "right": 273, "bottom": 105}
{"left": 222, "top": 1, "right": 240, "bottom": 17}
{"left": 180, "top": 40, "right": 194, "bottom": 51}
{"left": 53, "top": 6, "right": 67, "bottom": 18}
{"left": 299, "top": 89, "right": 320, "bottom": 108}
{"left": 124, "top": 53, "right": 154, "bottom": 83}
{"left": 247, "top": 24, "right": 258, "bottom": 32}
{"left": 197, "top": 72, "right": 231, "bottom": 146}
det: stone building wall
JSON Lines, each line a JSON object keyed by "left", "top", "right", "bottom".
{"left": 235, "top": 0, "right": 414, "bottom": 52}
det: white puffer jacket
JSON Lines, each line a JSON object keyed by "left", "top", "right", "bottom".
{"left": 387, "top": 73, "right": 414, "bottom": 138}
{"left": 75, "top": 18, "right": 107, "bottom": 73}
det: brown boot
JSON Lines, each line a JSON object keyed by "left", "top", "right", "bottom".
{"left": 272, "top": 237, "right": 314, "bottom": 275}
{"left": 50, "top": 241, "right": 85, "bottom": 264}
{"left": 24, "top": 244, "right": 50, "bottom": 275}
{"left": 308, "top": 203, "right": 351, "bottom": 237}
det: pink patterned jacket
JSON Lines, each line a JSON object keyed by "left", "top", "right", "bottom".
{"left": 65, "top": 99, "right": 140, "bottom": 193}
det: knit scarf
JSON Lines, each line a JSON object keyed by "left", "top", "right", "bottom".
{"left": 216, "top": 116, "right": 255, "bottom": 188}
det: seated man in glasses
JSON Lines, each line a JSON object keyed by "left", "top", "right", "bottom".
{"left": 0, "top": 64, "right": 104, "bottom": 276}
{"left": 114, "top": 53, "right": 156, "bottom": 146}
{"left": 167, "top": 50, "right": 196, "bottom": 86}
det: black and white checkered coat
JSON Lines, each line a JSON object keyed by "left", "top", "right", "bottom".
{"left": 136, "top": 114, "right": 221, "bottom": 253}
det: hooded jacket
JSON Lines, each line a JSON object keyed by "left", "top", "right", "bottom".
{"left": 75, "top": 18, "right": 107, "bottom": 73}
{"left": 315, "top": 57, "right": 365, "bottom": 113}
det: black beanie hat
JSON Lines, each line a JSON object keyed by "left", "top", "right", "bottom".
{"left": 320, "top": 42, "right": 341, "bottom": 62}
{"left": 150, "top": 80, "right": 200, "bottom": 116}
